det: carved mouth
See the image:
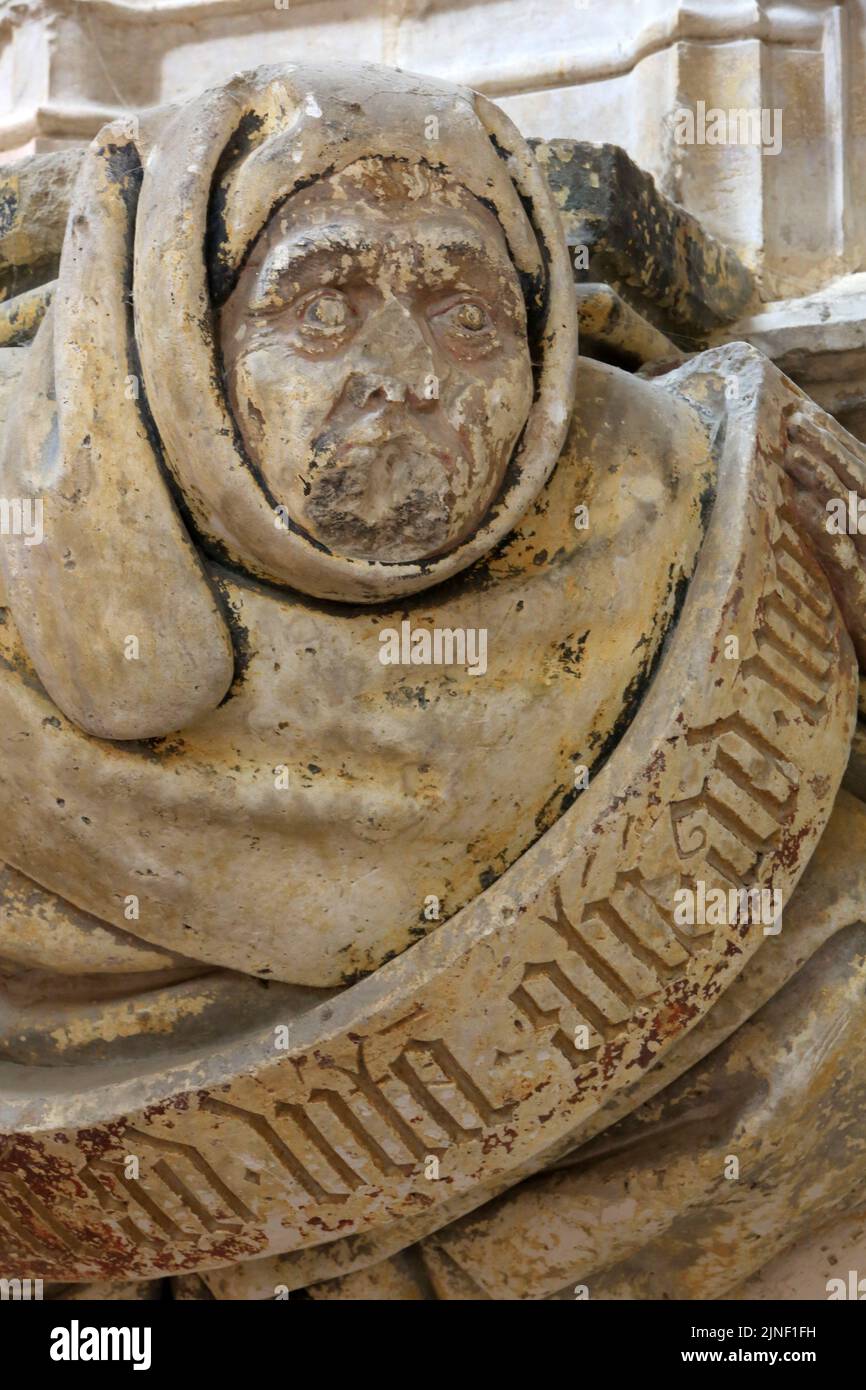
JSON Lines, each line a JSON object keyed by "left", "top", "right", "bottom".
{"left": 292, "top": 429, "right": 469, "bottom": 558}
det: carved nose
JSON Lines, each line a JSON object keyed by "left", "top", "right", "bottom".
{"left": 349, "top": 300, "right": 438, "bottom": 409}
{"left": 352, "top": 376, "right": 413, "bottom": 408}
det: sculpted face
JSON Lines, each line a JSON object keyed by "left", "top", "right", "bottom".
{"left": 221, "top": 158, "right": 534, "bottom": 564}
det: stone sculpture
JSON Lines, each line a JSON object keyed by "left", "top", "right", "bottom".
{"left": 1, "top": 61, "right": 866, "bottom": 1300}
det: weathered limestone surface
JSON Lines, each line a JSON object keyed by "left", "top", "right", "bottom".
{"left": 2, "top": 51, "right": 866, "bottom": 1301}
{"left": 416, "top": 869, "right": 866, "bottom": 1297}
{"left": 195, "top": 785, "right": 866, "bottom": 1297}
{"left": 2, "top": 0, "right": 865, "bottom": 298}
{"left": 535, "top": 140, "right": 756, "bottom": 341}
{"left": 726, "top": 1207, "right": 866, "bottom": 1301}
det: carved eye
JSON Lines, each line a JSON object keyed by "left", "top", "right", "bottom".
{"left": 297, "top": 290, "right": 355, "bottom": 339}
{"left": 429, "top": 297, "right": 496, "bottom": 354}
{"left": 453, "top": 302, "right": 488, "bottom": 332}
{"left": 434, "top": 299, "right": 492, "bottom": 332}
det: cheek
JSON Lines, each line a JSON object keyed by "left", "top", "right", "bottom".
{"left": 496, "top": 339, "right": 534, "bottom": 426}
{"left": 441, "top": 344, "right": 533, "bottom": 455}
{"left": 230, "top": 340, "right": 342, "bottom": 458}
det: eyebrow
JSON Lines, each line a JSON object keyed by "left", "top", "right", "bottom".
{"left": 415, "top": 224, "right": 510, "bottom": 279}
{"left": 255, "top": 218, "right": 522, "bottom": 306}
{"left": 258, "top": 226, "right": 374, "bottom": 291}
{"left": 412, "top": 224, "right": 524, "bottom": 309}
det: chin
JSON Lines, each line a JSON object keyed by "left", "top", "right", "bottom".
{"left": 315, "top": 519, "right": 458, "bottom": 564}
{"left": 301, "top": 489, "right": 464, "bottom": 562}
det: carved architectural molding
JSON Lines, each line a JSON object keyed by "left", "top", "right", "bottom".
{"left": 1, "top": 0, "right": 864, "bottom": 294}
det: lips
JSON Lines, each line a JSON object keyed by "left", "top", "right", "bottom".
{"left": 301, "top": 430, "right": 463, "bottom": 560}
{"left": 292, "top": 399, "right": 482, "bottom": 560}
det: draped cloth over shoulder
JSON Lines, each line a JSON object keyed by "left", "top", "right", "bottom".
{"left": 0, "top": 62, "right": 578, "bottom": 739}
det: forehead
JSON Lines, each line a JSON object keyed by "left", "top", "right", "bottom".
{"left": 266, "top": 214, "right": 511, "bottom": 269}
{"left": 250, "top": 167, "right": 520, "bottom": 283}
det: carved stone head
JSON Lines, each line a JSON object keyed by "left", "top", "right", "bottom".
{"left": 222, "top": 156, "right": 534, "bottom": 564}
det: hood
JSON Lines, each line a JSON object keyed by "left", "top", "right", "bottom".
{"left": 0, "top": 62, "right": 578, "bottom": 739}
